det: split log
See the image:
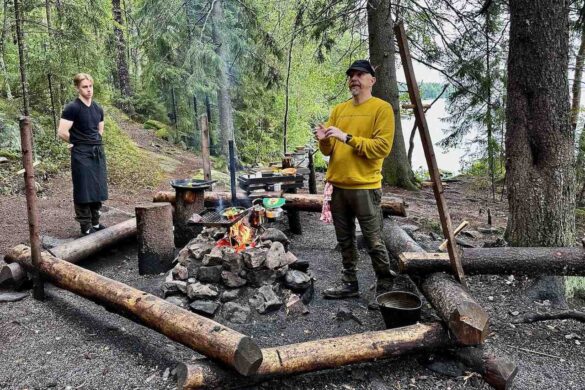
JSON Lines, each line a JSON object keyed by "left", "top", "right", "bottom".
{"left": 384, "top": 220, "right": 489, "bottom": 345}
{"left": 153, "top": 191, "right": 407, "bottom": 216}
{"left": 453, "top": 347, "right": 518, "bottom": 390}
{"left": 5, "top": 245, "right": 262, "bottom": 376}
{"left": 1, "top": 218, "right": 137, "bottom": 286}
{"left": 399, "top": 247, "right": 585, "bottom": 276}
{"left": 176, "top": 322, "right": 451, "bottom": 389}
{"left": 510, "top": 310, "right": 585, "bottom": 324}
{"left": 136, "top": 204, "right": 174, "bottom": 275}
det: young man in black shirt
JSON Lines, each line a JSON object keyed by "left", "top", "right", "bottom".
{"left": 58, "top": 73, "right": 108, "bottom": 236}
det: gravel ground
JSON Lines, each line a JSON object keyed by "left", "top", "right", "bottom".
{"left": 1, "top": 211, "right": 584, "bottom": 390}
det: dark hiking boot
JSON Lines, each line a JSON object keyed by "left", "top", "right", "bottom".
{"left": 322, "top": 281, "right": 359, "bottom": 299}
{"left": 368, "top": 279, "right": 394, "bottom": 310}
{"left": 92, "top": 223, "right": 107, "bottom": 231}
{"left": 81, "top": 227, "right": 97, "bottom": 236}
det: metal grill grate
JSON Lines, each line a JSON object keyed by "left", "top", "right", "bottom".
{"left": 190, "top": 209, "right": 248, "bottom": 228}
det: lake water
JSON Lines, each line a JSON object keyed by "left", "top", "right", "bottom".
{"left": 401, "top": 99, "right": 475, "bottom": 175}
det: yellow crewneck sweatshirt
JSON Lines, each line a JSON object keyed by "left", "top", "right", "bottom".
{"left": 319, "top": 97, "right": 395, "bottom": 189}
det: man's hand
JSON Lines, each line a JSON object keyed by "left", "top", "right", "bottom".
{"left": 325, "top": 126, "right": 348, "bottom": 143}
{"left": 313, "top": 124, "right": 327, "bottom": 141}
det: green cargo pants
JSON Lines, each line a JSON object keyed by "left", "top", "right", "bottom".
{"left": 330, "top": 187, "right": 393, "bottom": 283}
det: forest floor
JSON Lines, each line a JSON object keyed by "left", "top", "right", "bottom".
{"left": 0, "top": 117, "right": 584, "bottom": 389}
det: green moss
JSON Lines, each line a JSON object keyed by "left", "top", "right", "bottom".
{"left": 144, "top": 119, "right": 169, "bottom": 130}
{"left": 155, "top": 127, "right": 172, "bottom": 140}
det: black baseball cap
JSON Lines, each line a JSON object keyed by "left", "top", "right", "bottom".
{"left": 346, "top": 60, "right": 375, "bottom": 77}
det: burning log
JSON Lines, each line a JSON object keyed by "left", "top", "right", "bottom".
{"left": 0, "top": 218, "right": 137, "bottom": 286}
{"left": 384, "top": 220, "right": 489, "bottom": 345}
{"left": 453, "top": 347, "right": 518, "bottom": 390}
{"left": 5, "top": 245, "right": 263, "bottom": 376}
{"left": 176, "top": 322, "right": 451, "bottom": 389}
{"left": 399, "top": 247, "right": 585, "bottom": 276}
{"left": 152, "top": 191, "right": 407, "bottom": 216}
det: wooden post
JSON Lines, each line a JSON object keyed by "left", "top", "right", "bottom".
{"left": 395, "top": 22, "right": 466, "bottom": 287}
{"left": 136, "top": 203, "right": 174, "bottom": 275}
{"left": 199, "top": 115, "right": 211, "bottom": 181}
{"left": 286, "top": 187, "right": 302, "bottom": 234}
{"left": 308, "top": 150, "right": 317, "bottom": 194}
{"left": 5, "top": 245, "right": 263, "bottom": 376}
{"left": 176, "top": 322, "right": 450, "bottom": 389}
{"left": 174, "top": 187, "right": 206, "bottom": 248}
{"left": 18, "top": 116, "right": 44, "bottom": 300}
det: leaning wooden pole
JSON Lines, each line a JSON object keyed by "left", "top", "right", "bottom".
{"left": 384, "top": 220, "right": 489, "bottom": 345}
{"left": 1, "top": 218, "right": 137, "bottom": 286}
{"left": 399, "top": 247, "right": 585, "bottom": 276}
{"left": 176, "top": 322, "right": 450, "bottom": 389}
{"left": 153, "top": 191, "right": 407, "bottom": 216}
{"left": 5, "top": 245, "right": 263, "bottom": 376}
{"left": 18, "top": 116, "right": 44, "bottom": 299}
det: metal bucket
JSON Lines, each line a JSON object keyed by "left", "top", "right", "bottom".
{"left": 376, "top": 291, "right": 422, "bottom": 329}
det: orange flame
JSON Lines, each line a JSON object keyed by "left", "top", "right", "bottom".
{"left": 215, "top": 219, "right": 257, "bottom": 253}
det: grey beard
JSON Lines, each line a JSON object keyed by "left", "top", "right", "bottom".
{"left": 350, "top": 87, "right": 360, "bottom": 96}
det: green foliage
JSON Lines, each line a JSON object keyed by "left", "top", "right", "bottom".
{"left": 144, "top": 119, "right": 169, "bottom": 130}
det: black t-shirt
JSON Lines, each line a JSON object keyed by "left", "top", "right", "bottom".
{"left": 61, "top": 98, "right": 104, "bottom": 145}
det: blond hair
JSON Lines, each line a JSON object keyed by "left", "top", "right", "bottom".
{"left": 73, "top": 73, "right": 93, "bottom": 87}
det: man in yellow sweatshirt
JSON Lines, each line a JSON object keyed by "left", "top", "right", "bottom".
{"left": 315, "top": 60, "right": 395, "bottom": 306}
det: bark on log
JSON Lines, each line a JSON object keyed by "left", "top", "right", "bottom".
{"left": 5, "top": 245, "right": 263, "bottom": 376}
{"left": 1, "top": 218, "right": 137, "bottom": 286}
{"left": 453, "top": 347, "right": 518, "bottom": 390}
{"left": 384, "top": 220, "right": 489, "bottom": 345}
{"left": 50, "top": 218, "right": 137, "bottom": 263}
{"left": 176, "top": 322, "right": 451, "bottom": 389}
{"left": 153, "top": 191, "right": 407, "bottom": 216}
{"left": 399, "top": 247, "right": 585, "bottom": 276}
{"left": 136, "top": 204, "right": 174, "bottom": 275}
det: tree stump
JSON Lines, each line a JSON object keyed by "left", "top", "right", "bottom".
{"left": 174, "top": 187, "right": 206, "bottom": 247}
{"left": 136, "top": 203, "right": 174, "bottom": 275}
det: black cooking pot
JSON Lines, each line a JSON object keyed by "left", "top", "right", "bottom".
{"left": 170, "top": 179, "right": 215, "bottom": 190}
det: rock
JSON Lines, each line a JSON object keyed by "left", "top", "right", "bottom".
{"left": 0, "top": 157, "right": 8, "bottom": 163}
{"left": 265, "top": 242, "right": 287, "bottom": 269}
{"left": 335, "top": 307, "right": 362, "bottom": 325}
{"left": 186, "top": 261, "right": 201, "bottom": 279}
{"left": 187, "top": 282, "right": 219, "bottom": 300}
{"left": 41, "top": 235, "right": 75, "bottom": 250}
{"left": 247, "top": 268, "right": 277, "bottom": 287}
{"left": 455, "top": 237, "right": 475, "bottom": 248}
{"left": 250, "top": 285, "right": 282, "bottom": 314}
{"left": 175, "top": 247, "right": 191, "bottom": 266}
{"left": 461, "top": 230, "right": 482, "bottom": 239}
{"left": 197, "top": 265, "right": 223, "bottom": 283}
{"left": 259, "top": 228, "right": 290, "bottom": 248}
{"left": 284, "top": 270, "right": 311, "bottom": 291}
{"left": 165, "top": 295, "right": 189, "bottom": 308}
{"left": 483, "top": 238, "right": 507, "bottom": 248}
{"left": 220, "top": 288, "right": 242, "bottom": 302}
{"left": 242, "top": 248, "right": 266, "bottom": 269}
{"left": 301, "top": 280, "right": 314, "bottom": 304}
{"left": 188, "top": 242, "right": 214, "bottom": 261}
{"left": 187, "top": 277, "right": 197, "bottom": 284}
{"left": 162, "top": 280, "right": 187, "bottom": 297}
{"left": 289, "top": 259, "right": 310, "bottom": 272}
{"left": 258, "top": 240, "right": 272, "bottom": 249}
{"left": 189, "top": 300, "right": 220, "bottom": 317}
{"left": 221, "top": 271, "right": 247, "bottom": 288}
{"left": 202, "top": 247, "right": 224, "bottom": 266}
{"left": 222, "top": 302, "right": 250, "bottom": 323}
{"left": 222, "top": 250, "right": 244, "bottom": 274}
{"left": 172, "top": 264, "right": 189, "bottom": 280}
{"left": 285, "top": 294, "right": 309, "bottom": 315}
{"left": 165, "top": 272, "right": 174, "bottom": 283}
{"left": 0, "top": 291, "right": 28, "bottom": 303}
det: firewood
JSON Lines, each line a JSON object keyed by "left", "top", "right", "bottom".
{"left": 453, "top": 346, "right": 518, "bottom": 390}
{"left": 399, "top": 247, "right": 585, "bottom": 276}
{"left": 152, "top": 191, "right": 407, "bottom": 217}
{"left": 384, "top": 220, "right": 489, "bottom": 345}
{"left": 136, "top": 203, "right": 174, "bottom": 275}
{"left": 5, "top": 245, "right": 263, "bottom": 376}
{"left": 176, "top": 322, "right": 451, "bottom": 389}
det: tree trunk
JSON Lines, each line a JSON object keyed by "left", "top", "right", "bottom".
{"left": 176, "top": 322, "right": 450, "bottom": 389}
{"left": 367, "top": 0, "right": 417, "bottom": 190}
{"left": 571, "top": 19, "right": 585, "bottom": 131}
{"left": 5, "top": 245, "right": 263, "bottom": 376}
{"left": 505, "top": 0, "right": 574, "bottom": 305}
{"left": 211, "top": 0, "right": 235, "bottom": 158}
{"left": 14, "top": 0, "right": 29, "bottom": 115}
{"left": 399, "top": 247, "right": 585, "bottom": 276}
{"left": 112, "top": 0, "right": 133, "bottom": 105}
{"left": 0, "top": 0, "right": 12, "bottom": 99}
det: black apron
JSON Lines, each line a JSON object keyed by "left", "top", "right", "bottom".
{"left": 71, "top": 144, "right": 108, "bottom": 204}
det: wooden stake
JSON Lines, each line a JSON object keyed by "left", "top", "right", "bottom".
{"left": 438, "top": 220, "right": 469, "bottom": 251}
{"left": 395, "top": 22, "right": 466, "bottom": 287}
{"left": 199, "top": 115, "right": 211, "bottom": 181}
